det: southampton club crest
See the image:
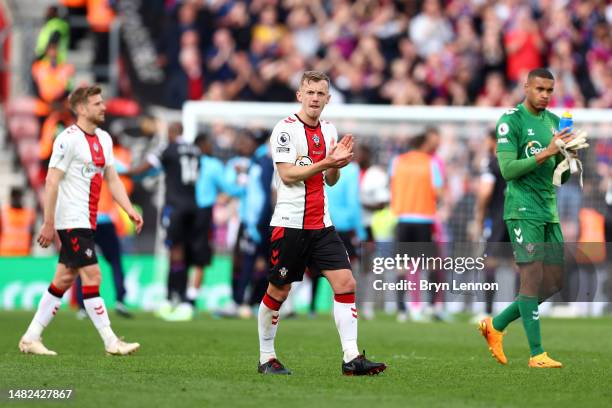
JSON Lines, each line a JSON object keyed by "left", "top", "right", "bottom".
{"left": 312, "top": 135, "right": 320, "bottom": 147}
{"left": 85, "top": 248, "right": 93, "bottom": 258}
{"left": 279, "top": 267, "right": 288, "bottom": 279}
{"left": 93, "top": 142, "right": 99, "bottom": 153}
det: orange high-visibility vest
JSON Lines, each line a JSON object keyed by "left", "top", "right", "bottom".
{"left": 87, "top": 0, "right": 115, "bottom": 33}
{"left": 390, "top": 151, "right": 437, "bottom": 219}
{"left": 31, "top": 59, "right": 74, "bottom": 104}
{"left": 0, "top": 206, "right": 35, "bottom": 256}
{"left": 39, "top": 111, "right": 74, "bottom": 161}
{"left": 576, "top": 208, "right": 606, "bottom": 264}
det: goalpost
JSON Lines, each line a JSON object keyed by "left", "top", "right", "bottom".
{"left": 182, "top": 101, "right": 611, "bottom": 141}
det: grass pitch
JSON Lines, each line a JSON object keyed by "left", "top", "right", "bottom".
{"left": 1, "top": 311, "right": 611, "bottom": 408}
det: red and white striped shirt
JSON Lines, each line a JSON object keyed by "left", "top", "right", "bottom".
{"left": 270, "top": 114, "right": 337, "bottom": 229}
{"left": 48, "top": 124, "right": 114, "bottom": 230}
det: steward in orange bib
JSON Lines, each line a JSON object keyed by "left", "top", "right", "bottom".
{"left": 0, "top": 188, "right": 35, "bottom": 256}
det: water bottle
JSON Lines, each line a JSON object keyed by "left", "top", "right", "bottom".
{"left": 559, "top": 112, "right": 578, "bottom": 173}
{"left": 558, "top": 111, "right": 573, "bottom": 132}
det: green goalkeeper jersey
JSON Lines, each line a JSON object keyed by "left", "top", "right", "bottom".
{"left": 495, "top": 103, "right": 560, "bottom": 222}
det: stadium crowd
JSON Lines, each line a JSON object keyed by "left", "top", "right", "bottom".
{"left": 150, "top": 0, "right": 612, "bottom": 109}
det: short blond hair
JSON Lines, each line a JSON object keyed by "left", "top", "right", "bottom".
{"left": 68, "top": 85, "right": 102, "bottom": 113}
{"left": 300, "top": 71, "right": 330, "bottom": 88}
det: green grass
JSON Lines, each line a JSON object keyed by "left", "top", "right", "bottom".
{"left": 1, "top": 311, "right": 611, "bottom": 408}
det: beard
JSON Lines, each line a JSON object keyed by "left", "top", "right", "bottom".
{"left": 90, "top": 113, "right": 105, "bottom": 126}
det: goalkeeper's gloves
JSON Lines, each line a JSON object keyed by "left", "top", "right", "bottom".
{"left": 553, "top": 129, "right": 588, "bottom": 187}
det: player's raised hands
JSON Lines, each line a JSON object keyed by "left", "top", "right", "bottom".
{"left": 339, "top": 134, "right": 354, "bottom": 153}
{"left": 327, "top": 137, "right": 353, "bottom": 168}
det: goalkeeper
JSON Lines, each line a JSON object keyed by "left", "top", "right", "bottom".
{"left": 478, "top": 68, "right": 586, "bottom": 369}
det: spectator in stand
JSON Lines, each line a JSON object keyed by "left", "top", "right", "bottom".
{"left": 503, "top": 7, "right": 544, "bottom": 83}
{"left": 286, "top": 6, "right": 321, "bottom": 59}
{"left": 476, "top": 72, "right": 511, "bottom": 107}
{"left": 206, "top": 28, "right": 237, "bottom": 83}
{"left": 138, "top": 0, "right": 609, "bottom": 108}
{"left": 380, "top": 59, "right": 424, "bottom": 105}
{"left": 252, "top": 5, "right": 286, "bottom": 55}
{"left": 409, "top": 0, "right": 454, "bottom": 58}
{"left": 31, "top": 34, "right": 75, "bottom": 118}
{"left": 217, "top": 1, "right": 252, "bottom": 52}
{"left": 35, "top": 6, "right": 70, "bottom": 64}
{"left": 165, "top": 29, "right": 204, "bottom": 108}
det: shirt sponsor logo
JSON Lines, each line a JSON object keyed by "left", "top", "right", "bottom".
{"left": 312, "top": 150, "right": 324, "bottom": 155}
{"left": 82, "top": 162, "right": 104, "bottom": 179}
{"left": 497, "top": 123, "right": 509, "bottom": 136}
{"left": 277, "top": 132, "right": 290, "bottom": 146}
{"left": 525, "top": 140, "right": 544, "bottom": 157}
{"left": 295, "top": 156, "right": 313, "bottom": 166}
{"left": 276, "top": 147, "right": 290, "bottom": 153}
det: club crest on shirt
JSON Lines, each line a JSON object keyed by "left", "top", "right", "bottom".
{"left": 279, "top": 267, "right": 288, "bottom": 279}
{"left": 93, "top": 142, "right": 99, "bottom": 152}
{"left": 85, "top": 248, "right": 93, "bottom": 258}
{"left": 312, "top": 135, "right": 320, "bottom": 147}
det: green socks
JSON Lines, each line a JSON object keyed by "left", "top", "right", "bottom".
{"left": 517, "top": 295, "right": 544, "bottom": 356}
{"left": 492, "top": 301, "right": 521, "bottom": 332}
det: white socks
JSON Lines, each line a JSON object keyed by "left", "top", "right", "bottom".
{"left": 334, "top": 293, "right": 360, "bottom": 363}
{"left": 258, "top": 293, "right": 281, "bottom": 365}
{"left": 257, "top": 292, "right": 360, "bottom": 364}
{"left": 23, "top": 284, "right": 64, "bottom": 341}
{"left": 186, "top": 286, "right": 199, "bottom": 302}
{"left": 83, "top": 285, "right": 118, "bottom": 348}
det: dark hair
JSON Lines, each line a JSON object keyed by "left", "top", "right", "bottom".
{"left": 194, "top": 132, "right": 208, "bottom": 146}
{"left": 527, "top": 68, "right": 554, "bottom": 81}
{"left": 410, "top": 134, "right": 427, "bottom": 149}
{"left": 68, "top": 85, "right": 102, "bottom": 113}
{"left": 411, "top": 127, "right": 440, "bottom": 149}
{"left": 10, "top": 187, "right": 23, "bottom": 201}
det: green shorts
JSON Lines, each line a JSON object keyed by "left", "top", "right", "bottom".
{"left": 505, "top": 219, "right": 564, "bottom": 265}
